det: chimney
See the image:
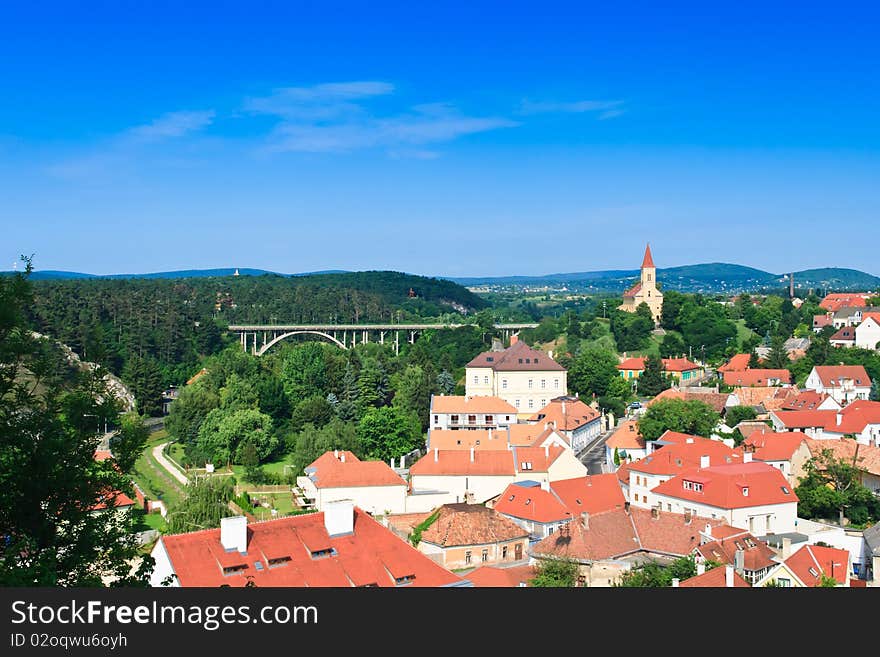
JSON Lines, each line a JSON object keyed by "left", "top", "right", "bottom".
{"left": 220, "top": 515, "right": 248, "bottom": 553}
{"left": 725, "top": 564, "right": 735, "bottom": 587}
{"left": 324, "top": 499, "right": 355, "bottom": 537}
{"left": 334, "top": 449, "right": 339, "bottom": 459}
{"left": 562, "top": 401, "right": 566, "bottom": 415}
{"left": 734, "top": 548, "right": 745, "bottom": 575}
{"left": 544, "top": 444, "right": 549, "bottom": 458}
{"left": 341, "top": 452, "right": 346, "bottom": 463}
{"left": 470, "top": 447, "right": 475, "bottom": 463}
{"left": 624, "top": 501, "right": 631, "bottom": 514}
{"left": 434, "top": 447, "right": 438, "bottom": 462}
{"left": 696, "top": 562, "right": 706, "bottom": 576}
{"left": 836, "top": 412, "right": 842, "bottom": 426}
{"left": 580, "top": 512, "right": 589, "bottom": 529}
{"left": 743, "top": 451, "right": 752, "bottom": 463}
{"left": 510, "top": 335, "right": 519, "bottom": 345}
{"left": 684, "top": 510, "right": 692, "bottom": 524}
{"left": 781, "top": 537, "right": 792, "bottom": 560}
{"left": 700, "top": 455, "right": 710, "bottom": 468}
{"left": 488, "top": 428, "right": 493, "bottom": 441}
{"left": 651, "top": 506, "right": 659, "bottom": 519}
{"left": 540, "top": 479, "right": 550, "bottom": 492}
{"left": 686, "top": 438, "right": 694, "bottom": 444}
{"left": 704, "top": 523, "right": 712, "bottom": 538}
{"left": 671, "top": 578, "right": 680, "bottom": 588}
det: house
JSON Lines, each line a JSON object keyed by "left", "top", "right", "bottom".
{"left": 742, "top": 431, "right": 809, "bottom": 483}
{"left": 408, "top": 445, "right": 588, "bottom": 506}
{"left": 429, "top": 394, "right": 517, "bottom": 431}
{"left": 727, "top": 385, "right": 800, "bottom": 418}
{"left": 676, "top": 563, "right": 751, "bottom": 587}
{"left": 605, "top": 420, "right": 648, "bottom": 468}
{"left": 621, "top": 433, "right": 743, "bottom": 510}
{"left": 296, "top": 450, "right": 408, "bottom": 515}
{"left": 692, "top": 523, "right": 777, "bottom": 585}
{"left": 830, "top": 325, "right": 857, "bottom": 347}
{"left": 717, "top": 353, "right": 752, "bottom": 373}
{"left": 492, "top": 474, "right": 627, "bottom": 542}
{"left": 819, "top": 293, "right": 870, "bottom": 313}
{"left": 820, "top": 400, "right": 880, "bottom": 446}
{"left": 149, "top": 500, "right": 469, "bottom": 587}
{"left": 722, "top": 369, "right": 792, "bottom": 387}
{"left": 781, "top": 390, "right": 841, "bottom": 412}
{"left": 416, "top": 504, "right": 530, "bottom": 570}
{"left": 466, "top": 564, "right": 536, "bottom": 587}
{"left": 529, "top": 506, "right": 727, "bottom": 587}
{"left": 768, "top": 410, "right": 839, "bottom": 438}
{"left": 650, "top": 460, "right": 800, "bottom": 535}
{"left": 864, "top": 523, "right": 880, "bottom": 586}
{"left": 800, "top": 438, "right": 880, "bottom": 496}
{"left": 831, "top": 306, "right": 870, "bottom": 329}
{"left": 855, "top": 314, "right": 880, "bottom": 350}
{"left": 91, "top": 450, "right": 136, "bottom": 519}
{"left": 465, "top": 337, "right": 567, "bottom": 416}
{"left": 754, "top": 543, "right": 852, "bottom": 587}
{"left": 803, "top": 365, "right": 872, "bottom": 405}
{"left": 617, "top": 357, "right": 704, "bottom": 384}
{"left": 813, "top": 314, "right": 833, "bottom": 332}
{"left": 427, "top": 425, "right": 571, "bottom": 452}
{"left": 527, "top": 396, "right": 602, "bottom": 454}
{"left": 618, "top": 244, "right": 663, "bottom": 324}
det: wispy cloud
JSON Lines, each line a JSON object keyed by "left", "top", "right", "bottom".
{"left": 251, "top": 82, "right": 519, "bottom": 154}
{"left": 126, "top": 110, "right": 216, "bottom": 141}
{"left": 518, "top": 99, "right": 625, "bottom": 118}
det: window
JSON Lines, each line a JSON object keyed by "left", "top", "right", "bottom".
{"left": 254, "top": 561, "right": 264, "bottom": 571}
{"left": 548, "top": 527, "right": 555, "bottom": 535}
{"left": 541, "top": 400, "right": 546, "bottom": 407}
{"left": 433, "top": 415, "right": 438, "bottom": 423}
{"left": 776, "top": 578, "right": 791, "bottom": 587}
{"left": 485, "top": 415, "right": 493, "bottom": 425}
{"left": 525, "top": 358, "right": 531, "bottom": 364}
{"left": 541, "top": 379, "right": 546, "bottom": 389}
{"left": 528, "top": 399, "right": 534, "bottom": 409}
{"left": 484, "top": 376, "right": 489, "bottom": 385}
{"left": 515, "top": 399, "right": 520, "bottom": 408}
{"left": 502, "top": 546, "right": 508, "bottom": 559}
{"left": 473, "top": 376, "right": 479, "bottom": 385}
{"left": 486, "top": 356, "right": 494, "bottom": 362}
{"left": 577, "top": 575, "right": 586, "bottom": 587}
{"left": 666, "top": 504, "right": 672, "bottom": 512}
{"left": 528, "top": 379, "right": 533, "bottom": 389}
{"left": 468, "top": 415, "right": 476, "bottom": 425}
{"left": 554, "top": 379, "right": 559, "bottom": 389}
{"left": 267, "top": 556, "right": 291, "bottom": 568}
{"left": 222, "top": 564, "right": 248, "bottom": 575}
{"left": 395, "top": 574, "right": 415, "bottom": 585}
{"left": 502, "top": 379, "right": 508, "bottom": 389}
{"left": 482, "top": 549, "right": 489, "bottom": 562}
{"left": 451, "top": 415, "right": 459, "bottom": 424}
{"left": 465, "top": 551, "right": 472, "bottom": 565}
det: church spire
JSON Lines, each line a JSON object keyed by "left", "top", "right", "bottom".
{"left": 641, "top": 243, "right": 655, "bottom": 269}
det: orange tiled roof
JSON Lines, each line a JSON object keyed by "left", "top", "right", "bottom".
{"left": 771, "top": 410, "right": 838, "bottom": 429}
{"left": 811, "top": 365, "right": 871, "bottom": 388}
{"left": 527, "top": 397, "right": 600, "bottom": 431}
{"left": 550, "top": 474, "right": 627, "bottom": 516}
{"left": 718, "top": 354, "right": 752, "bottom": 373}
{"left": 628, "top": 436, "right": 742, "bottom": 476}
{"left": 304, "top": 451, "right": 407, "bottom": 489}
{"left": 782, "top": 390, "right": 833, "bottom": 411}
{"left": 804, "top": 438, "right": 880, "bottom": 475}
{"left": 467, "top": 565, "right": 536, "bottom": 587}
{"left": 829, "top": 400, "right": 880, "bottom": 434}
{"left": 159, "top": 508, "right": 464, "bottom": 587}
{"left": 830, "top": 326, "right": 856, "bottom": 342}
{"left": 622, "top": 282, "right": 643, "bottom": 298}
{"left": 723, "top": 369, "right": 792, "bottom": 387}
{"left": 648, "top": 388, "right": 729, "bottom": 413}
{"left": 410, "top": 445, "right": 566, "bottom": 477}
{"left": 819, "top": 294, "right": 868, "bottom": 312}
{"left": 430, "top": 395, "right": 518, "bottom": 414}
{"left": 784, "top": 544, "right": 850, "bottom": 586}
{"left": 744, "top": 432, "right": 808, "bottom": 462}
{"left": 679, "top": 566, "right": 751, "bottom": 587}
{"left": 652, "top": 462, "right": 798, "bottom": 509}
{"left": 641, "top": 244, "right": 655, "bottom": 269}
{"left": 419, "top": 504, "right": 529, "bottom": 547}
{"left": 427, "top": 429, "right": 511, "bottom": 451}
{"left": 493, "top": 482, "right": 572, "bottom": 524}
{"left": 606, "top": 421, "right": 645, "bottom": 450}
{"left": 694, "top": 528, "right": 777, "bottom": 574}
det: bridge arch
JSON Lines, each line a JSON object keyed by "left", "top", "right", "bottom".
{"left": 257, "top": 330, "right": 347, "bottom": 355}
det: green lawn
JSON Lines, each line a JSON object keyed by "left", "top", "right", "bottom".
{"left": 735, "top": 319, "right": 759, "bottom": 346}
{"left": 131, "top": 508, "right": 167, "bottom": 533}
{"left": 129, "top": 428, "right": 185, "bottom": 510}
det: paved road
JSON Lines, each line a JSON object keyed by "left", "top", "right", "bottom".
{"left": 152, "top": 442, "right": 189, "bottom": 486}
{"left": 578, "top": 427, "right": 615, "bottom": 475}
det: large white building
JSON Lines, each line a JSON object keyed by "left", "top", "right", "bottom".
{"left": 465, "top": 337, "right": 567, "bottom": 417}
{"left": 803, "top": 365, "right": 872, "bottom": 405}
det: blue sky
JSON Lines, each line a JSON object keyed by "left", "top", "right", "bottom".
{"left": 1, "top": 1, "right": 878, "bottom": 277}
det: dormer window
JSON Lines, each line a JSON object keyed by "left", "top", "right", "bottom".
{"left": 742, "top": 487, "right": 749, "bottom": 497}
{"left": 525, "top": 499, "right": 532, "bottom": 505}
{"left": 486, "top": 357, "right": 494, "bottom": 362}
{"left": 222, "top": 564, "right": 248, "bottom": 576}
{"left": 394, "top": 574, "right": 416, "bottom": 586}
{"left": 268, "top": 556, "right": 291, "bottom": 568}
{"left": 310, "top": 548, "right": 337, "bottom": 559}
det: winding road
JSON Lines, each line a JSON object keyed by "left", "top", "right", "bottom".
{"left": 152, "top": 442, "right": 189, "bottom": 486}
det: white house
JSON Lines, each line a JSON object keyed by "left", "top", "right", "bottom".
{"left": 754, "top": 542, "right": 852, "bottom": 587}
{"left": 855, "top": 315, "right": 880, "bottom": 350}
{"left": 429, "top": 395, "right": 517, "bottom": 431}
{"left": 803, "top": 365, "right": 872, "bottom": 405}
{"left": 527, "top": 396, "right": 602, "bottom": 454}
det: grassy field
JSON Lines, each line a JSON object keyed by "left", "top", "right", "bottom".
{"left": 130, "top": 429, "right": 185, "bottom": 510}
{"left": 735, "top": 319, "right": 760, "bottom": 347}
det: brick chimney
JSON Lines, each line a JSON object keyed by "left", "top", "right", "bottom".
{"left": 510, "top": 335, "right": 519, "bottom": 346}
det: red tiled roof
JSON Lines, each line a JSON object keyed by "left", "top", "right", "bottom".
{"left": 304, "top": 451, "right": 406, "bottom": 489}
{"left": 718, "top": 354, "right": 752, "bottom": 372}
{"left": 819, "top": 294, "right": 868, "bottom": 312}
{"left": 723, "top": 369, "right": 792, "bottom": 387}
{"left": 771, "top": 410, "right": 838, "bottom": 429}
{"left": 606, "top": 421, "right": 645, "bottom": 450}
{"left": 420, "top": 504, "right": 529, "bottom": 547}
{"left": 410, "top": 446, "right": 566, "bottom": 477}
{"left": 813, "top": 315, "right": 833, "bottom": 328}
{"left": 550, "top": 474, "right": 627, "bottom": 516}
{"left": 531, "top": 507, "right": 725, "bottom": 562}
{"left": 829, "top": 400, "right": 880, "bottom": 434}
{"left": 466, "top": 340, "right": 565, "bottom": 371}
{"left": 732, "top": 385, "right": 798, "bottom": 411}
{"left": 467, "top": 565, "right": 536, "bottom": 587}
{"left": 679, "top": 566, "right": 751, "bottom": 587}
{"left": 782, "top": 390, "right": 834, "bottom": 411}
{"left": 506, "top": 424, "right": 566, "bottom": 447}
{"left": 830, "top": 326, "right": 856, "bottom": 342}
{"left": 527, "top": 397, "right": 600, "bottom": 431}
{"left": 694, "top": 528, "right": 777, "bottom": 574}
{"left": 622, "top": 282, "right": 643, "bottom": 298}
{"left": 494, "top": 482, "right": 572, "bottom": 523}
{"left": 641, "top": 244, "right": 655, "bottom": 269}
{"left": 160, "top": 507, "right": 464, "bottom": 587}
{"left": 648, "top": 388, "right": 729, "bottom": 413}
{"left": 617, "top": 357, "right": 700, "bottom": 373}
{"left": 430, "top": 395, "right": 518, "bottom": 414}
{"left": 652, "top": 462, "right": 798, "bottom": 509}
{"left": 90, "top": 490, "right": 135, "bottom": 511}
{"left": 812, "top": 365, "right": 871, "bottom": 388}
{"left": 617, "top": 357, "right": 646, "bottom": 371}
{"left": 744, "top": 432, "right": 808, "bottom": 462}
{"left": 784, "top": 544, "right": 850, "bottom": 586}
{"left": 803, "top": 438, "right": 880, "bottom": 476}
{"left": 628, "top": 436, "right": 742, "bottom": 476}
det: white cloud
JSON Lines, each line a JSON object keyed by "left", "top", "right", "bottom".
{"left": 518, "top": 99, "right": 625, "bottom": 117}
{"left": 244, "top": 81, "right": 394, "bottom": 120}
{"left": 127, "top": 110, "right": 216, "bottom": 141}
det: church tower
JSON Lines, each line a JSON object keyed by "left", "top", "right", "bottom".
{"left": 618, "top": 243, "right": 663, "bottom": 325}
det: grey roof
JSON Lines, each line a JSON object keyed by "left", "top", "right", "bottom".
{"left": 864, "top": 523, "right": 880, "bottom": 556}
{"left": 759, "top": 532, "right": 809, "bottom": 548}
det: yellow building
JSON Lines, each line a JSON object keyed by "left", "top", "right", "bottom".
{"left": 618, "top": 244, "right": 663, "bottom": 324}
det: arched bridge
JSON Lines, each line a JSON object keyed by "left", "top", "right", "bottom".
{"left": 227, "top": 323, "right": 539, "bottom": 356}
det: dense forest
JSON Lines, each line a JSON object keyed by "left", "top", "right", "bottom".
{"left": 23, "top": 271, "right": 490, "bottom": 412}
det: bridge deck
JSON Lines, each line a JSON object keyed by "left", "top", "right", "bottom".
{"left": 228, "top": 323, "right": 538, "bottom": 331}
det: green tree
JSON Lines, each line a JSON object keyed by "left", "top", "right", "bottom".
{"left": 530, "top": 557, "right": 580, "bottom": 587}
{"left": 122, "top": 354, "right": 164, "bottom": 417}
{"left": 637, "top": 399, "right": 720, "bottom": 442}
{"left": 219, "top": 372, "right": 259, "bottom": 411}
{"left": 109, "top": 411, "right": 150, "bottom": 473}
{"left": 256, "top": 374, "right": 291, "bottom": 420}
{"left": 0, "top": 260, "right": 152, "bottom": 586}
{"left": 392, "top": 364, "right": 436, "bottom": 431}
{"left": 165, "top": 383, "right": 220, "bottom": 461}
{"left": 195, "top": 407, "right": 276, "bottom": 466}
{"left": 436, "top": 369, "right": 456, "bottom": 395}
{"left": 290, "top": 418, "right": 363, "bottom": 477}
{"left": 568, "top": 346, "right": 619, "bottom": 399}
{"left": 614, "top": 555, "right": 698, "bottom": 587}
{"left": 356, "top": 358, "right": 389, "bottom": 415}
{"left": 764, "top": 334, "right": 790, "bottom": 369}
{"left": 816, "top": 573, "right": 838, "bottom": 588}
{"left": 724, "top": 405, "right": 758, "bottom": 428}
{"left": 166, "top": 476, "right": 235, "bottom": 534}
{"left": 613, "top": 447, "right": 621, "bottom": 466}
{"left": 357, "top": 406, "right": 422, "bottom": 463}
{"left": 659, "top": 332, "right": 686, "bottom": 358}
{"left": 638, "top": 354, "right": 669, "bottom": 397}
{"left": 795, "top": 448, "right": 880, "bottom": 526}
{"left": 195, "top": 318, "right": 223, "bottom": 356}
{"left": 291, "top": 395, "right": 334, "bottom": 432}
{"left": 280, "top": 343, "right": 329, "bottom": 402}
{"left": 871, "top": 379, "right": 879, "bottom": 402}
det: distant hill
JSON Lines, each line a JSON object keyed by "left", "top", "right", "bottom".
{"left": 449, "top": 263, "right": 880, "bottom": 295}
{"left": 0, "top": 268, "right": 351, "bottom": 281}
